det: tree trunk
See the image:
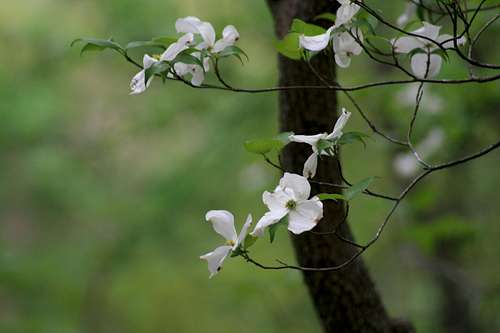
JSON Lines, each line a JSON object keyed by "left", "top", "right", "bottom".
{"left": 266, "top": 1, "right": 414, "bottom": 332}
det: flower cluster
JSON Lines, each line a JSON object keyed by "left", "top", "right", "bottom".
{"left": 200, "top": 109, "right": 353, "bottom": 278}
{"left": 296, "top": 1, "right": 467, "bottom": 78}
{"left": 391, "top": 22, "right": 466, "bottom": 79}
{"left": 200, "top": 173, "right": 322, "bottom": 278}
{"left": 130, "top": 16, "right": 240, "bottom": 95}
{"left": 290, "top": 108, "right": 351, "bottom": 178}
{"left": 299, "top": 0, "right": 363, "bottom": 68}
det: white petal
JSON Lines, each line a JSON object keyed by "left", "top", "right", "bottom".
{"left": 176, "top": 16, "right": 203, "bottom": 34}
{"left": 332, "top": 30, "right": 362, "bottom": 67}
{"left": 299, "top": 28, "right": 332, "bottom": 52}
{"left": 289, "top": 133, "right": 327, "bottom": 151}
{"left": 190, "top": 65, "right": 205, "bottom": 86}
{"left": 279, "top": 173, "right": 311, "bottom": 201}
{"left": 334, "top": 52, "right": 351, "bottom": 68}
{"left": 200, "top": 245, "right": 232, "bottom": 278}
{"left": 198, "top": 22, "right": 216, "bottom": 47}
{"left": 391, "top": 36, "right": 422, "bottom": 53}
{"left": 160, "top": 33, "right": 193, "bottom": 62}
{"left": 212, "top": 40, "right": 232, "bottom": 53}
{"left": 177, "top": 32, "right": 195, "bottom": 46}
{"left": 222, "top": 25, "right": 239, "bottom": 43}
{"left": 236, "top": 214, "right": 253, "bottom": 246}
{"left": 335, "top": 3, "right": 360, "bottom": 27}
{"left": 203, "top": 57, "right": 210, "bottom": 71}
{"left": 205, "top": 210, "right": 237, "bottom": 242}
{"left": 288, "top": 197, "right": 323, "bottom": 234}
{"left": 130, "top": 70, "right": 146, "bottom": 95}
{"left": 263, "top": 190, "right": 291, "bottom": 213}
{"left": 410, "top": 53, "right": 442, "bottom": 78}
{"left": 418, "top": 22, "right": 441, "bottom": 40}
{"left": 143, "top": 54, "right": 158, "bottom": 69}
{"left": 176, "top": 17, "right": 216, "bottom": 47}
{"left": 250, "top": 210, "right": 288, "bottom": 238}
{"left": 437, "top": 34, "right": 467, "bottom": 49}
{"left": 303, "top": 153, "right": 318, "bottom": 179}
{"left": 327, "top": 108, "right": 351, "bottom": 139}
{"left": 173, "top": 62, "right": 190, "bottom": 76}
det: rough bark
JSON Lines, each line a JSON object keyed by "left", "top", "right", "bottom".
{"left": 266, "top": 1, "right": 414, "bottom": 332}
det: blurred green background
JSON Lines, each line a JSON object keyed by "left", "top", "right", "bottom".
{"left": 1, "top": 1, "right": 499, "bottom": 332}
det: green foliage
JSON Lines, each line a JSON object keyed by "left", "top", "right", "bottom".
{"left": 144, "top": 61, "right": 170, "bottom": 83}
{"left": 218, "top": 45, "right": 249, "bottom": 64}
{"left": 151, "top": 36, "right": 179, "bottom": 46}
{"left": 125, "top": 40, "right": 167, "bottom": 51}
{"left": 244, "top": 138, "right": 284, "bottom": 154}
{"left": 275, "top": 33, "right": 302, "bottom": 60}
{"left": 243, "top": 234, "right": 258, "bottom": 249}
{"left": 290, "top": 19, "right": 326, "bottom": 36}
{"left": 317, "top": 193, "right": 345, "bottom": 202}
{"left": 274, "top": 19, "right": 327, "bottom": 60}
{"left": 404, "top": 217, "right": 476, "bottom": 254}
{"left": 269, "top": 219, "right": 286, "bottom": 243}
{"left": 71, "top": 37, "right": 124, "bottom": 55}
{"left": 364, "top": 35, "right": 393, "bottom": 54}
{"left": 314, "top": 13, "right": 336, "bottom": 23}
{"left": 344, "top": 177, "right": 376, "bottom": 200}
{"left": 337, "top": 131, "right": 371, "bottom": 148}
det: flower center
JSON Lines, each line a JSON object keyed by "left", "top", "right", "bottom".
{"left": 226, "top": 240, "right": 236, "bottom": 246}
{"left": 286, "top": 200, "right": 297, "bottom": 210}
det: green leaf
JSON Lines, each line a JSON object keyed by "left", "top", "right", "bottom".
{"left": 364, "top": 35, "right": 393, "bottom": 54}
{"left": 243, "top": 234, "right": 257, "bottom": 250}
{"left": 275, "top": 33, "right": 302, "bottom": 60}
{"left": 244, "top": 138, "right": 283, "bottom": 154}
{"left": 71, "top": 38, "right": 123, "bottom": 56}
{"left": 230, "top": 246, "right": 244, "bottom": 257}
{"left": 337, "top": 131, "right": 371, "bottom": 148}
{"left": 352, "top": 18, "right": 376, "bottom": 36}
{"left": 403, "top": 216, "right": 476, "bottom": 254}
{"left": 402, "top": 20, "right": 424, "bottom": 32}
{"left": 317, "top": 139, "right": 335, "bottom": 152}
{"left": 268, "top": 219, "right": 286, "bottom": 243}
{"left": 317, "top": 193, "right": 345, "bottom": 202}
{"left": 171, "top": 51, "right": 205, "bottom": 70}
{"left": 416, "top": 4, "right": 427, "bottom": 22}
{"left": 144, "top": 61, "right": 170, "bottom": 84}
{"left": 125, "top": 40, "right": 166, "bottom": 51}
{"left": 218, "top": 45, "right": 249, "bottom": 60}
{"left": 276, "top": 131, "right": 294, "bottom": 144}
{"left": 290, "top": 19, "right": 326, "bottom": 36}
{"left": 151, "top": 36, "right": 178, "bottom": 46}
{"left": 344, "top": 177, "right": 375, "bottom": 201}
{"left": 432, "top": 48, "right": 450, "bottom": 62}
{"left": 314, "top": 13, "right": 336, "bottom": 23}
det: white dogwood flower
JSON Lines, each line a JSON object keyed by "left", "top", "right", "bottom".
{"left": 289, "top": 109, "right": 351, "bottom": 178}
{"left": 176, "top": 16, "right": 216, "bottom": 50}
{"left": 251, "top": 173, "right": 323, "bottom": 236}
{"left": 176, "top": 16, "right": 240, "bottom": 53}
{"left": 299, "top": 27, "right": 334, "bottom": 52}
{"left": 160, "top": 33, "right": 194, "bottom": 62}
{"left": 299, "top": 0, "right": 360, "bottom": 53}
{"left": 335, "top": 0, "right": 361, "bottom": 27}
{"left": 200, "top": 210, "right": 253, "bottom": 278}
{"left": 333, "top": 28, "right": 363, "bottom": 68}
{"left": 170, "top": 53, "right": 210, "bottom": 86}
{"left": 213, "top": 25, "right": 240, "bottom": 53}
{"left": 392, "top": 22, "right": 467, "bottom": 78}
{"left": 130, "top": 54, "right": 158, "bottom": 95}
